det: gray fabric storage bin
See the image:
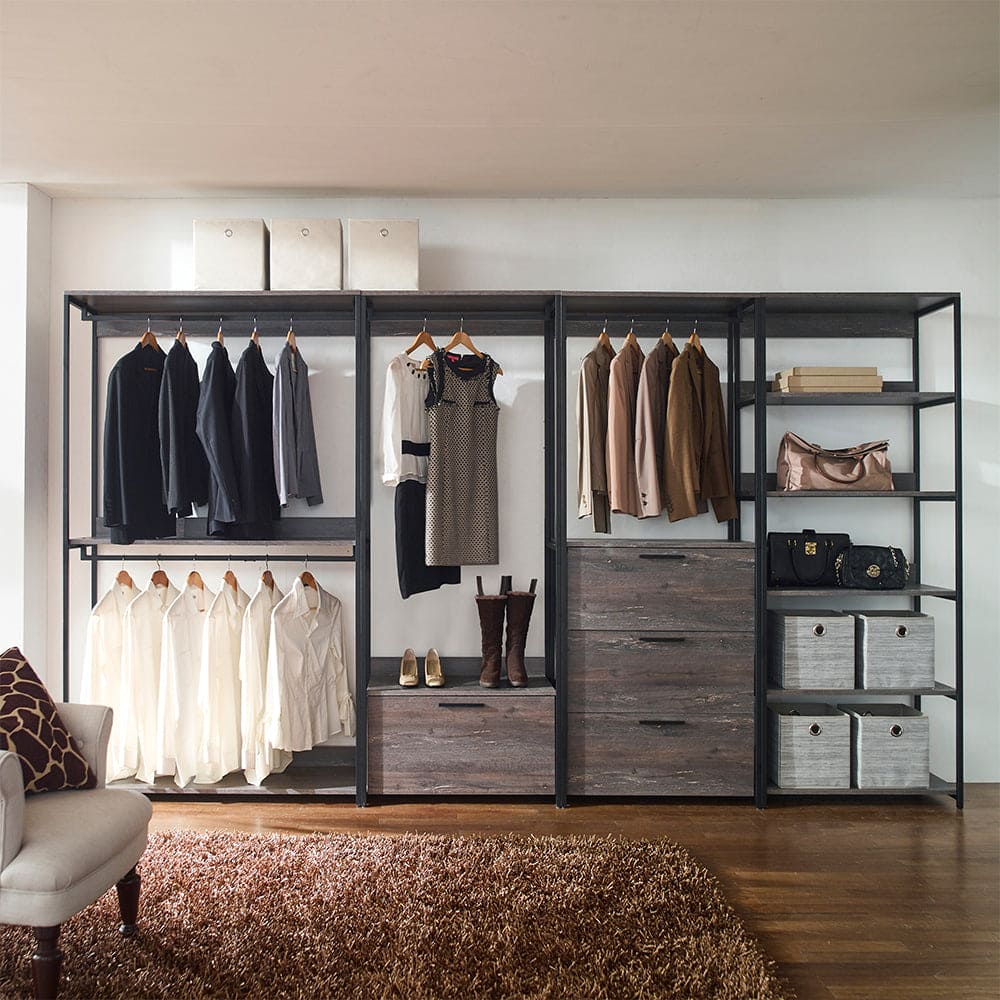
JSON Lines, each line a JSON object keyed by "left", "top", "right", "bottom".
{"left": 270, "top": 218, "right": 342, "bottom": 290}
{"left": 768, "top": 610, "right": 855, "bottom": 689}
{"left": 838, "top": 704, "right": 930, "bottom": 788}
{"left": 346, "top": 219, "right": 419, "bottom": 290}
{"left": 768, "top": 703, "right": 850, "bottom": 788}
{"left": 194, "top": 219, "right": 268, "bottom": 290}
{"left": 851, "top": 611, "right": 934, "bottom": 689}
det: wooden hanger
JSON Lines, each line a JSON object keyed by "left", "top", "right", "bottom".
{"left": 299, "top": 556, "right": 317, "bottom": 591}
{"left": 286, "top": 317, "right": 298, "bottom": 354}
{"left": 250, "top": 315, "right": 260, "bottom": 346}
{"left": 222, "top": 556, "right": 239, "bottom": 593}
{"left": 187, "top": 568, "right": 205, "bottom": 590}
{"left": 622, "top": 318, "right": 638, "bottom": 349}
{"left": 216, "top": 316, "right": 224, "bottom": 345}
{"left": 404, "top": 318, "right": 437, "bottom": 357}
{"left": 687, "top": 319, "right": 703, "bottom": 353}
{"left": 421, "top": 318, "right": 502, "bottom": 375}
{"left": 151, "top": 557, "right": 169, "bottom": 588}
{"left": 261, "top": 569, "right": 275, "bottom": 591}
{"left": 661, "top": 319, "right": 675, "bottom": 350}
{"left": 175, "top": 317, "right": 186, "bottom": 348}
{"left": 115, "top": 562, "right": 134, "bottom": 588}
{"left": 596, "top": 318, "right": 613, "bottom": 353}
{"left": 139, "top": 317, "right": 162, "bottom": 352}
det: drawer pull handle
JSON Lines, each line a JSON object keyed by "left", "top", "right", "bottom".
{"left": 638, "top": 636, "right": 687, "bottom": 644}
{"left": 808, "top": 723, "right": 823, "bottom": 736}
{"left": 639, "top": 553, "right": 686, "bottom": 561}
{"left": 895, "top": 625, "right": 909, "bottom": 638}
{"left": 812, "top": 624, "right": 826, "bottom": 637}
{"left": 638, "top": 720, "right": 686, "bottom": 728}
{"left": 890, "top": 724, "right": 904, "bottom": 738}
{"left": 438, "top": 702, "right": 486, "bottom": 709}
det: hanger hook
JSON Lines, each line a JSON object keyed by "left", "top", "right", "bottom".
{"left": 252, "top": 314, "right": 257, "bottom": 335}
{"left": 459, "top": 316, "right": 464, "bottom": 333}
{"left": 289, "top": 316, "right": 294, "bottom": 334}
{"left": 664, "top": 318, "right": 670, "bottom": 332}
{"left": 602, "top": 317, "right": 608, "bottom": 335}
{"left": 304, "top": 554, "right": 310, "bottom": 572}
{"left": 146, "top": 317, "right": 151, "bottom": 334}
{"left": 265, "top": 552, "right": 270, "bottom": 571}
{"left": 178, "top": 316, "right": 183, "bottom": 334}
{"left": 218, "top": 316, "right": 223, "bottom": 336}
{"left": 694, "top": 319, "right": 699, "bottom": 333}
{"left": 422, "top": 316, "right": 428, "bottom": 333}
{"left": 156, "top": 554, "right": 162, "bottom": 571}
{"left": 629, "top": 317, "right": 635, "bottom": 335}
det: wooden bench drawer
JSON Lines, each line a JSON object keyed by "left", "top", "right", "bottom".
{"left": 567, "top": 709, "right": 753, "bottom": 797}
{"left": 568, "top": 630, "right": 753, "bottom": 714}
{"left": 368, "top": 690, "right": 554, "bottom": 795}
{"left": 568, "top": 546, "right": 753, "bottom": 632}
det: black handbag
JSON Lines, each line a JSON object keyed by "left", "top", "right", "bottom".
{"left": 835, "top": 544, "right": 909, "bottom": 589}
{"left": 767, "top": 529, "right": 851, "bottom": 587}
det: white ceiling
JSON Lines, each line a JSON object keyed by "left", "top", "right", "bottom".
{"left": 1, "top": 0, "right": 997, "bottom": 198}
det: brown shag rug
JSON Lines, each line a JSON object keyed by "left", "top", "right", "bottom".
{"left": 0, "top": 830, "right": 792, "bottom": 999}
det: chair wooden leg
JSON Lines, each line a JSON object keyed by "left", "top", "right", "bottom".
{"left": 31, "top": 925, "right": 61, "bottom": 1000}
{"left": 116, "top": 866, "right": 141, "bottom": 937}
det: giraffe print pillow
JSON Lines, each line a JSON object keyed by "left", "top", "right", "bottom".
{"left": 0, "top": 647, "right": 96, "bottom": 794}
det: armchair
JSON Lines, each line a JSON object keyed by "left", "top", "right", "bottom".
{"left": 0, "top": 703, "right": 152, "bottom": 1000}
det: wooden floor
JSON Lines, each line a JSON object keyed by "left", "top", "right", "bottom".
{"left": 150, "top": 785, "right": 1000, "bottom": 1000}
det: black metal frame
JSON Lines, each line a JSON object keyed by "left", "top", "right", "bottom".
{"left": 61, "top": 289, "right": 964, "bottom": 810}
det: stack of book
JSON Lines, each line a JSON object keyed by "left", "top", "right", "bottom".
{"left": 772, "top": 366, "right": 883, "bottom": 394}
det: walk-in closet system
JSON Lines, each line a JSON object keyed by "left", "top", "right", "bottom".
{"left": 62, "top": 290, "right": 963, "bottom": 809}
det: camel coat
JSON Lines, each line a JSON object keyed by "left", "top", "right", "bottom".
{"left": 576, "top": 341, "right": 615, "bottom": 533}
{"left": 635, "top": 338, "right": 680, "bottom": 518}
{"left": 606, "top": 338, "right": 645, "bottom": 517}
{"left": 663, "top": 344, "right": 738, "bottom": 523}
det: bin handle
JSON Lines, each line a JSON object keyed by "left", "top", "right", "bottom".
{"left": 812, "top": 623, "right": 826, "bottom": 637}
{"left": 895, "top": 625, "right": 909, "bottom": 638}
{"left": 808, "top": 722, "right": 822, "bottom": 736}
{"left": 890, "top": 724, "right": 904, "bottom": 738}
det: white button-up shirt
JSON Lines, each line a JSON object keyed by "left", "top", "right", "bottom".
{"left": 265, "top": 578, "right": 355, "bottom": 752}
{"left": 381, "top": 354, "right": 432, "bottom": 486}
{"left": 159, "top": 582, "right": 216, "bottom": 787}
{"left": 80, "top": 578, "right": 138, "bottom": 782}
{"left": 239, "top": 578, "right": 292, "bottom": 786}
{"left": 122, "top": 579, "right": 178, "bottom": 784}
{"left": 197, "top": 580, "right": 249, "bottom": 784}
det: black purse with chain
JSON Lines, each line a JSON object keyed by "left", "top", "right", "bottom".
{"left": 835, "top": 544, "right": 910, "bottom": 589}
{"left": 766, "top": 529, "right": 851, "bottom": 587}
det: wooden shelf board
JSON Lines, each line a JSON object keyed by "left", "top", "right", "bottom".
{"left": 736, "top": 388, "right": 955, "bottom": 408}
{"left": 768, "top": 774, "right": 956, "bottom": 797}
{"left": 110, "top": 766, "right": 356, "bottom": 797}
{"left": 767, "top": 682, "right": 957, "bottom": 699}
{"left": 767, "top": 584, "right": 956, "bottom": 599}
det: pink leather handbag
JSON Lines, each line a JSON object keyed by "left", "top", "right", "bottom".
{"left": 777, "top": 432, "right": 894, "bottom": 491}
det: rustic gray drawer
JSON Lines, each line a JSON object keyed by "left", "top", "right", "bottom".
{"left": 568, "top": 630, "right": 753, "bottom": 714}
{"left": 567, "top": 707, "right": 754, "bottom": 796}
{"left": 368, "top": 689, "right": 553, "bottom": 795}
{"left": 768, "top": 610, "right": 855, "bottom": 689}
{"left": 567, "top": 545, "right": 754, "bottom": 632}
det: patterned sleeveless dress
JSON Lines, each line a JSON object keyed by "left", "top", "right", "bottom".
{"left": 425, "top": 349, "right": 500, "bottom": 566}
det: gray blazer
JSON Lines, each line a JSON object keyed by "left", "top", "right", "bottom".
{"left": 273, "top": 345, "right": 324, "bottom": 507}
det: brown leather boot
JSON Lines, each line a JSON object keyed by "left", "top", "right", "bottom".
{"left": 504, "top": 579, "right": 537, "bottom": 688}
{"left": 476, "top": 576, "right": 506, "bottom": 688}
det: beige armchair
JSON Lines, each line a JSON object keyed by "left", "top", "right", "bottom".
{"left": 0, "top": 703, "right": 152, "bottom": 1000}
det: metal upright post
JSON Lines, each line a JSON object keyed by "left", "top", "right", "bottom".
{"left": 355, "top": 294, "right": 371, "bottom": 807}
{"left": 90, "top": 318, "right": 100, "bottom": 612}
{"left": 62, "top": 295, "right": 72, "bottom": 701}
{"left": 753, "top": 297, "right": 768, "bottom": 809}
{"left": 553, "top": 294, "right": 568, "bottom": 808}
{"left": 952, "top": 295, "right": 964, "bottom": 809}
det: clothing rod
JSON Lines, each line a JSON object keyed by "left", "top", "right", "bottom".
{"left": 78, "top": 551, "right": 355, "bottom": 564}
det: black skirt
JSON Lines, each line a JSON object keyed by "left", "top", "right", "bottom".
{"left": 395, "top": 481, "right": 461, "bottom": 599}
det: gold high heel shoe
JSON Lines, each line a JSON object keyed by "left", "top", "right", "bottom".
{"left": 399, "top": 648, "right": 419, "bottom": 687}
{"left": 424, "top": 648, "right": 445, "bottom": 687}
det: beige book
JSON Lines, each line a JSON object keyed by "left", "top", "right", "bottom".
{"left": 772, "top": 383, "right": 882, "bottom": 394}
{"left": 776, "top": 375, "right": 884, "bottom": 388}
{"left": 775, "top": 366, "right": 879, "bottom": 378}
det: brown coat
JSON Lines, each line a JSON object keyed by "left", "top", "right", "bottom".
{"left": 606, "top": 338, "right": 644, "bottom": 517}
{"left": 576, "top": 341, "right": 614, "bottom": 533}
{"left": 663, "top": 344, "right": 737, "bottom": 523}
{"left": 635, "top": 338, "right": 680, "bottom": 518}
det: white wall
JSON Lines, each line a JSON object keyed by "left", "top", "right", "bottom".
{"left": 45, "top": 195, "right": 999, "bottom": 780}
{"left": 0, "top": 183, "right": 50, "bottom": 663}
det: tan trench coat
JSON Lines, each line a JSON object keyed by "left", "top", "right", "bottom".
{"left": 663, "top": 344, "right": 738, "bottom": 523}
{"left": 576, "top": 341, "right": 614, "bottom": 533}
{"left": 635, "top": 338, "right": 680, "bottom": 518}
{"left": 606, "top": 338, "right": 644, "bottom": 517}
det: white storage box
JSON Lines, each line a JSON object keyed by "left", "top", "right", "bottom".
{"left": 768, "top": 610, "right": 855, "bottom": 689}
{"left": 851, "top": 610, "right": 935, "bottom": 689}
{"left": 768, "top": 703, "right": 850, "bottom": 788}
{"left": 346, "top": 219, "right": 419, "bottom": 290}
{"left": 194, "top": 219, "right": 268, "bottom": 290}
{"left": 270, "top": 218, "right": 342, "bottom": 290}
{"left": 838, "top": 704, "right": 930, "bottom": 788}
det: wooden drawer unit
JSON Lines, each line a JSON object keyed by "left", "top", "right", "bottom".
{"left": 567, "top": 543, "right": 754, "bottom": 632}
{"left": 368, "top": 688, "right": 554, "bottom": 796}
{"left": 567, "top": 630, "right": 753, "bottom": 715}
{"left": 567, "top": 708, "right": 754, "bottom": 796}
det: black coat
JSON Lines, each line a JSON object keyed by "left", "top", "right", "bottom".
{"left": 196, "top": 341, "right": 242, "bottom": 537}
{"left": 103, "top": 344, "right": 176, "bottom": 544}
{"left": 158, "top": 340, "right": 209, "bottom": 517}
{"left": 231, "top": 342, "right": 280, "bottom": 539}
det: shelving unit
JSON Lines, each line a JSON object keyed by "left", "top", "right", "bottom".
{"left": 739, "top": 292, "right": 963, "bottom": 808}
